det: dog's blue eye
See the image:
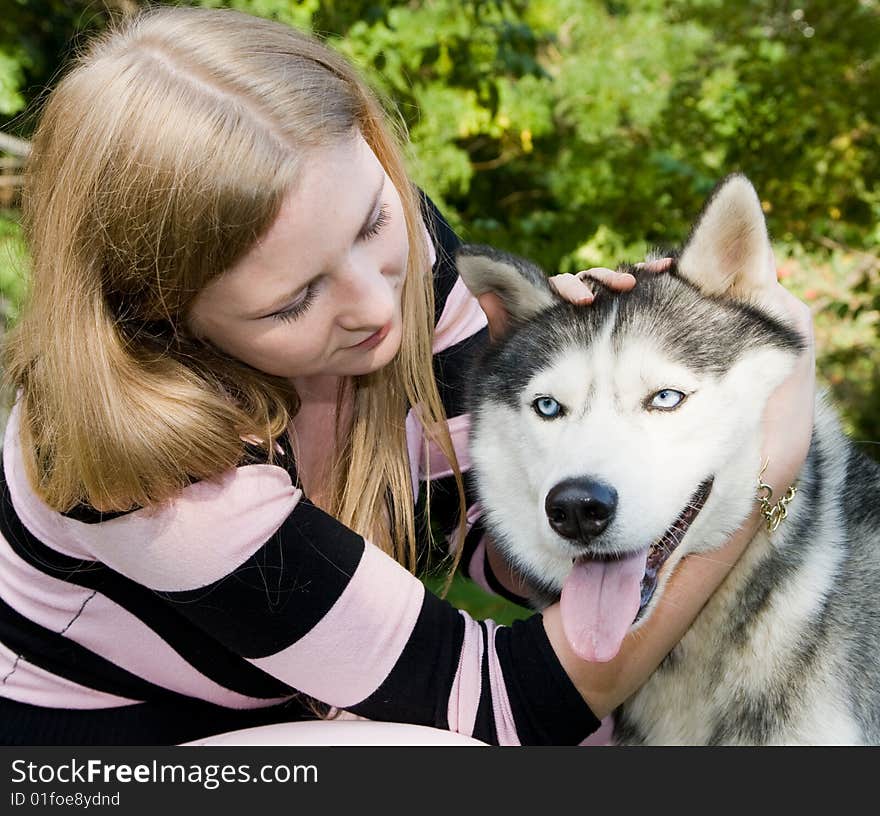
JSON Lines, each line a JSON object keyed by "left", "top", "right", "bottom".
{"left": 651, "top": 389, "right": 685, "bottom": 409}
{"left": 533, "top": 397, "right": 564, "bottom": 419}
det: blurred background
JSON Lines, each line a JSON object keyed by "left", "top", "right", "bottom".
{"left": 1, "top": 1, "right": 878, "bottom": 618}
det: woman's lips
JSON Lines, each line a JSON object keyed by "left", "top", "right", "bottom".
{"left": 351, "top": 321, "right": 391, "bottom": 350}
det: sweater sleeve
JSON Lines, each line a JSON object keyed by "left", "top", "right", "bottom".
{"left": 72, "top": 447, "right": 599, "bottom": 746}
{"left": 1, "top": 417, "right": 597, "bottom": 743}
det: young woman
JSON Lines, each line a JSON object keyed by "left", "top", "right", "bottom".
{"left": 0, "top": 5, "right": 814, "bottom": 746}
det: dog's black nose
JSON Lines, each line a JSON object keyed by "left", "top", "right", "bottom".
{"left": 545, "top": 478, "right": 617, "bottom": 542}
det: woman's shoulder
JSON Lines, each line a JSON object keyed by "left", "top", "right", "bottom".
{"left": 53, "top": 447, "right": 302, "bottom": 583}
{"left": 59, "top": 436, "right": 299, "bottom": 525}
{"left": 2, "top": 399, "right": 302, "bottom": 583}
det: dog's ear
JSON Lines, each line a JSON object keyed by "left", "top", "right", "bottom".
{"left": 455, "top": 244, "right": 557, "bottom": 341}
{"left": 677, "top": 174, "right": 777, "bottom": 304}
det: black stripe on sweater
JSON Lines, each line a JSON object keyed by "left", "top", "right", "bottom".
{"left": 458, "top": 516, "right": 487, "bottom": 576}
{"left": 159, "top": 499, "right": 366, "bottom": 658}
{"left": 415, "top": 471, "right": 481, "bottom": 578}
{"left": 419, "top": 190, "right": 464, "bottom": 327}
{"left": 494, "top": 615, "right": 601, "bottom": 745}
{"left": 0, "top": 461, "right": 293, "bottom": 699}
{"left": 0, "top": 694, "right": 313, "bottom": 747}
{"left": 482, "top": 554, "right": 532, "bottom": 609}
{"left": 454, "top": 516, "right": 531, "bottom": 608}
{"left": 472, "top": 620, "right": 499, "bottom": 744}
{"left": 421, "top": 471, "right": 480, "bottom": 542}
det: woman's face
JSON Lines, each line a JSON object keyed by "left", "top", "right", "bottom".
{"left": 188, "top": 132, "right": 409, "bottom": 381}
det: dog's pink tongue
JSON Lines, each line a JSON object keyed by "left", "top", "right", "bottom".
{"left": 560, "top": 549, "right": 649, "bottom": 663}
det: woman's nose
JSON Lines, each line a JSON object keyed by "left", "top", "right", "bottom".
{"left": 336, "top": 259, "right": 396, "bottom": 328}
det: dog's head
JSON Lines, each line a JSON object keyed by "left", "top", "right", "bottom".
{"left": 456, "top": 174, "right": 805, "bottom": 663}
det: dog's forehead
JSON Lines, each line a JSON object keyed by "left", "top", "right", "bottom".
{"left": 611, "top": 270, "right": 802, "bottom": 372}
{"left": 524, "top": 328, "right": 703, "bottom": 405}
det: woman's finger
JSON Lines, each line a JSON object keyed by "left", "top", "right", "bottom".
{"left": 634, "top": 257, "right": 674, "bottom": 273}
{"left": 548, "top": 273, "right": 595, "bottom": 305}
{"left": 577, "top": 267, "right": 636, "bottom": 291}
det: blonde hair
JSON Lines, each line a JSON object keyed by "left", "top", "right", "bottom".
{"left": 4, "top": 5, "right": 465, "bottom": 573}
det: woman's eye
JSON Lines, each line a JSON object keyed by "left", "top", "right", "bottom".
{"left": 532, "top": 396, "right": 564, "bottom": 419}
{"left": 649, "top": 389, "right": 686, "bottom": 410}
{"left": 270, "top": 285, "right": 318, "bottom": 323}
{"left": 360, "top": 203, "right": 390, "bottom": 240}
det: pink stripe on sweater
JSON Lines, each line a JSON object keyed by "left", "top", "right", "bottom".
{"left": 420, "top": 413, "right": 471, "bottom": 480}
{"left": 405, "top": 410, "right": 474, "bottom": 502}
{"left": 461, "top": 535, "right": 495, "bottom": 596}
{"left": 483, "top": 619, "right": 520, "bottom": 745}
{"left": 446, "top": 610, "right": 483, "bottom": 737}
{"left": 405, "top": 407, "right": 426, "bottom": 499}
{"left": 432, "top": 276, "right": 488, "bottom": 354}
{"left": 249, "top": 541, "right": 424, "bottom": 709}
{"left": 0, "top": 639, "right": 139, "bottom": 710}
{"left": 4, "top": 400, "right": 302, "bottom": 592}
{"left": 423, "top": 224, "right": 437, "bottom": 269}
{"left": 66, "top": 592, "right": 293, "bottom": 709}
{"left": 447, "top": 613, "right": 521, "bottom": 745}
{"left": 446, "top": 501, "right": 483, "bottom": 558}
{"left": 403, "top": 274, "right": 484, "bottom": 497}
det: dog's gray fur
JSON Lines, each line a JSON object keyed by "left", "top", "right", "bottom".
{"left": 456, "top": 174, "right": 880, "bottom": 745}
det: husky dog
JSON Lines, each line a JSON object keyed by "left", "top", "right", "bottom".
{"left": 455, "top": 174, "right": 880, "bottom": 745}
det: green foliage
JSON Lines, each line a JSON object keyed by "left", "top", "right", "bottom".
{"left": 0, "top": 49, "right": 27, "bottom": 115}
{"left": 0, "top": 0, "right": 113, "bottom": 127}
{"left": 662, "top": 0, "right": 880, "bottom": 248}
{"left": 194, "top": 0, "right": 319, "bottom": 28}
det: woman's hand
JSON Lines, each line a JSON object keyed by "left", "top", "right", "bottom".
{"left": 548, "top": 259, "right": 673, "bottom": 305}
{"left": 548, "top": 268, "right": 634, "bottom": 304}
{"left": 754, "top": 264, "right": 816, "bottom": 501}
{"left": 479, "top": 261, "right": 674, "bottom": 341}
